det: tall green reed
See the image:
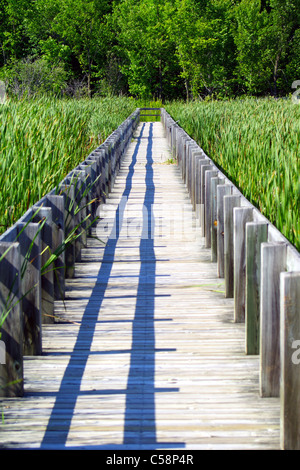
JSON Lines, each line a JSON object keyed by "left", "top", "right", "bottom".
{"left": 166, "top": 97, "right": 300, "bottom": 251}
{"left": 0, "top": 96, "right": 136, "bottom": 233}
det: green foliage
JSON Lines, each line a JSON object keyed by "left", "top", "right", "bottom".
{"left": 233, "top": 0, "right": 300, "bottom": 95}
{"left": 166, "top": 97, "right": 300, "bottom": 251}
{"left": 0, "top": 0, "right": 299, "bottom": 98}
{"left": 112, "top": 0, "right": 182, "bottom": 100}
{"left": 0, "top": 96, "right": 136, "bottom": 233}
{"left": 166, "top": 0, "right": 237, "bottom": 100}
{"left": 3, "top": 56, "right": 68, "bottom": 97}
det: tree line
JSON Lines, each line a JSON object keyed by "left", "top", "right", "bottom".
{"left": 0, "top": 0, "right": 299, "bottom": 100}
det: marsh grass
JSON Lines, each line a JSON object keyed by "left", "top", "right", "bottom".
{"left": 166, "top": 97, "right": 300, "bottom": 251}
{"left": 0, "top": 96, "right": 136, "bottom": 233}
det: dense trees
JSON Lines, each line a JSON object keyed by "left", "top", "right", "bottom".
{"left": 0, "top": 0, "right": 299, "bottom": 100}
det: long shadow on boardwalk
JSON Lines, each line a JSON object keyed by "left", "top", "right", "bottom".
{"left": 41, "top": 123, "right": 184, "bottom": 449}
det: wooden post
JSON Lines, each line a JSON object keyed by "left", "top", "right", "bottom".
{"left": 178, "top": 132, "right": 186, "bottom": 175}
{"left": 79, "top": 160, "right": 98, "bottom": 223}
{"left": 97, "top": 149, "right": 107, "bottom": 203}
{"left": 46, "top": 195, "right": 65, "bottom": 301}
{"left": 182, "top": 137, "right": 191, "bottom": 184}
{"left": 60, "top": 184, "right": 76, "bottom": 279}
{"left": 217, "top": 184, "right": 232, "bottom": 278}
{"left": 99, "top": 146, "right": 109, "bottom": 200}
{"left": 245, "top": 222, "right": 268, "bottom": 355}
{"left": 185, "top": 141, "right": 191, "bottom": 191}
{"left": 175, "top": 130, "right": 181, "bottom": 167}
{"left": 32, "top": 206, "right": 54, "bottom": 325}
{"left": 191, "top": 152, "right": 203, "bottom": 210}
{"left": 86, "top": 154, "right": 103, "bottom": 209}
{"left": 200, "top": 164, "right": 212, "bottom": 237}
{"left": 193, "top": 155, "right": 205, "bottom": 213}
{"left": 280, "top": 271, "right": 300, "bottom": 450}
{"left": 205, "top": 170, "right": 218, "bottom": 249}
{"left": 176, "top": 131, "right": 183, "bottom": 172}
{"left": 65, "top": 170, "right": 87, "bottom": 261}
{"left": 185, "top": 141, "right": 194, "bottom": 190}
{"left": 196, "top": 159, "right": 209, "bottom": 225}
{"left": 104, "top": 141, "right": 112, "bottom": 194}
{"left": 17, "top": 222, "right": 42, "bottom": 356}
{"left": 260, "top": 242, "right": 287, "bottom": 397}
{"left": 187, "top": 144, "right": 198, "bottom": 198}
{"left": 211, "top": 177, "right": 224, "bottom": 262}
{"left": 0, "top": 242, "right": 23, "bottom": 397}
{"left": 233, "top": 207, "right": 253, "bottom": 322}
{"left": 224, "top": 195, "right": 241, "bottom": 298}
{"left": 73, "top": 169, "right": 89, "bottom": 248}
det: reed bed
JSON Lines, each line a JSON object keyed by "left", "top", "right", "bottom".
{"left": 0, "top": 96, "right": 136, "bottom": 233}
{"left": 166, "top": 97, "right": 300, "bottom": 251}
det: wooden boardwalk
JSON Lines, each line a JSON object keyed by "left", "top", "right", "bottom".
{"left": 0, "top": 122, "right": 280, "bottom": 450}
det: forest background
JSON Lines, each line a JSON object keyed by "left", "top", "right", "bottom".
{"left": 0, "top": 0, "right": 299, "bottom": 100}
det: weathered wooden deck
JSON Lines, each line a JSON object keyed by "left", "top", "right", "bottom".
{"left": 0, "top": 122, "right": 280, "bottom": 450}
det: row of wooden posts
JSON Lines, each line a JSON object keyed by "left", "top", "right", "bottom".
{"left": 0, "top": 109, "right": 140, "bottom": 398}
{"left": 161, "top": 108, "right": 300, "bottom": 450}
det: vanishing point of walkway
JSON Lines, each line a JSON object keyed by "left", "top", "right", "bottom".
{"left": 0, "top": 122, "right": 280, "bottom": 449}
